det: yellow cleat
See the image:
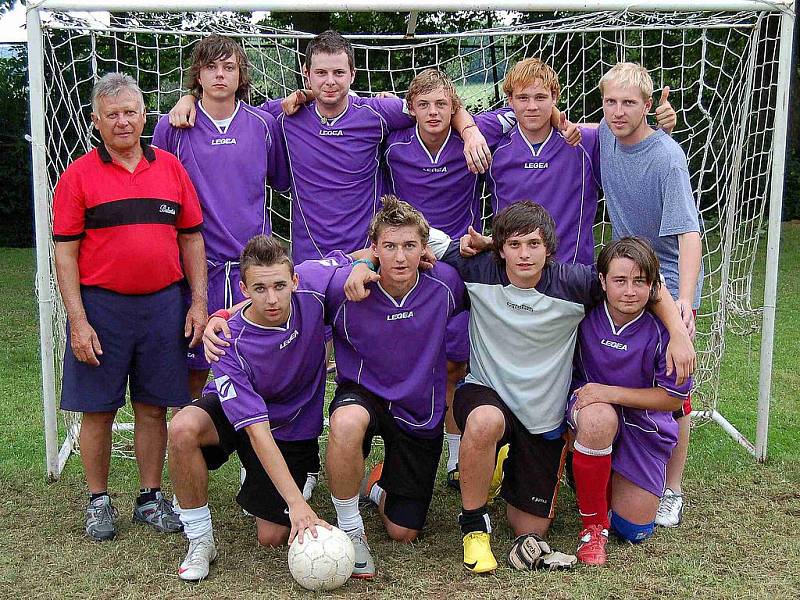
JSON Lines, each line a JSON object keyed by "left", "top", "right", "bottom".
{"left": 463, "top": 531, "right": 498, "bottom": 574}
{"left": 487, "top": 444, "right": 509, "bottom": 503}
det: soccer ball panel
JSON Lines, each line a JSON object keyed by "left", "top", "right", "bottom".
{"left": 288, "top": 526, "right": 356, "bottom": 591}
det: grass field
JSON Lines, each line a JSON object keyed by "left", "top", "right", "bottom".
{"left": 1, "top": 227, "right": 799, "bottom": 599}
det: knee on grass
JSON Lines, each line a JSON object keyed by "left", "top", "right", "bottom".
{"left": 256, "top": 523, "right": 289, "bottom": 548}
{"left": 610, "top": 511, "right": 654, "bottom": 544}
{"left": 384, "top": 521, "right": 420, "bottom": 544}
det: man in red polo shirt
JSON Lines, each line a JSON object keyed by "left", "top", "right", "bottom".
{"left": 53, "top": 72, "right": 207, "bottom": 542}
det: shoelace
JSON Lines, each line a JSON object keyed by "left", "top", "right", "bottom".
{"left": 657, "top": 493, "right": 682, "bottom": 518}
{"left": 185, "top": 539, "right": 214, "bottom": 566}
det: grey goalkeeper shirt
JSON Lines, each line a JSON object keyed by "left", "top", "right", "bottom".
{"left": 428, "top": 228, "right": 603, "bottom": 435}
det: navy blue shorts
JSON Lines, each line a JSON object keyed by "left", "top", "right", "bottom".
{"left": 60, "top": 284, "right": 190, "bottom": 413}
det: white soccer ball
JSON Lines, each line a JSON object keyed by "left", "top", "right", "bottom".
{"left": 287, "top": 525, "right": 355, "bottom": 591}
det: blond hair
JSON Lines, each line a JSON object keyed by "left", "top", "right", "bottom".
{"left": 599, "top": 62, "right": 654, "bottom": 101}
{"left": 502, "top": 58, "right": 560, "bottom": 101}
{"left": 406, "top": 69, "right": 463, "bottom": 113}
{"left": 369, "top": 195, "right": 430, "bottom": 244}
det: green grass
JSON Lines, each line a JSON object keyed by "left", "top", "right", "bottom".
{"left": 1, "top": 228, "right": 799, "bottom": 598}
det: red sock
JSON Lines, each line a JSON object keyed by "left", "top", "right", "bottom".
{"left": 573, "top": 442, "right": 612, "bottom": 530}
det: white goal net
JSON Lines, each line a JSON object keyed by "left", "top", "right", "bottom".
{"left": 27, "top": 3, "right": 795, "bottom": 477}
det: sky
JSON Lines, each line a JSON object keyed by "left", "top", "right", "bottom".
{"left": 0, "top": 2, "right": 25, "bottom": 44}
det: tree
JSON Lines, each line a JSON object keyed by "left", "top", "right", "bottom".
{"left": 0, "top": 44, "right": 32, "bottom": 247}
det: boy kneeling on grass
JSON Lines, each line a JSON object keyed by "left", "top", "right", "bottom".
{"left": 568, "top": 237, "right": 692, "bottom": 566}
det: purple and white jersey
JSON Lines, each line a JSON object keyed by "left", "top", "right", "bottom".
{"left": 206, "top": 252, "right": 350, "bottom": 440}
{"left": 325, "top": 263, "right": 466, "bottom": 437}
{"left": 572, "top": 303, "right": 692, "bottom": 449}
{"left": 476, "top": 109, "right": 601, "bottom": 265}
{"left": 383, "top": 126, "right": 481, "bottom": 238}
{"left": 152, "top": 101, "right": 290, "bottom": 263}
{"left": 263, "top": 96, "right": 414, "bottom": 262}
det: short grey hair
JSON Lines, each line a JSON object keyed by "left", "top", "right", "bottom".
{"left": 91, "top": 72, "right": 145, "bottom": 114}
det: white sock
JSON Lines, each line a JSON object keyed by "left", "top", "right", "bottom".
{"left": 331, "top": 494, "right": 363, "bottom": 534}
{"left": 179, "top": 504, "right": 213, "bottom": 541}
{"left": 172, "top": 494, "right": 181, "bottom": 516}
{"left": 446, "top": 433, "right": 461, "bottom": 472}
{"left": 369, "top": 483, "right": 385, "bottom": 506}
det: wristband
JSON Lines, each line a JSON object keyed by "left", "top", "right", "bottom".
{"left": 461, "top": 123, "right": 477, "bottom": 134}
{"left": 209, "top": 308, "right": 231, "bottom": 323}
{"left": 352, "top": 258, "right": 377, "bottom": 272}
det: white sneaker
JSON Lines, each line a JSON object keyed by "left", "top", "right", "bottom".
{"left": 655, "top": 488, "right": 684, "bottom": 527}
{"left": 302, "top": 472, "right": 319, "bottom": 501}
{"left": 347, "top": 529, "right": 376, "bottom": 580}
{"left": 179, "top": 531, "right": 217, "bottom": 582}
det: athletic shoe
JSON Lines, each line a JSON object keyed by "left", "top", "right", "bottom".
{"left": 655, "top": 488, "right": 684, "bottom": 527}
{"left": 576, "top": 524, "right": 608, "bottom": 566}
{"left": 302, "top": 472, "right": 319, "bottom": 501}
{"left": 446, "top": 467, "right": 460, "bottom": 491}
{"left": 463, "top": 531, "right": 498, "bottom": 574}
{"left": 487, "top": 444, "right": 509, "bottom": 503}
{"left": 178, "top": 531, "right": 217, "bottom": 582}
{"left": 85, "top": 495, "right": 118, "bottom": 541}
{"left": 359, "top": 462, "right": 384, "bottom": 506}
{"left": 132, "top": 491, "right": 183, "bottom": 533}
{"left": 347, "top": 529, "right": 376, "bottom": 580}
{"left": 507, "top": 533, "right": 578, "bottom": 571}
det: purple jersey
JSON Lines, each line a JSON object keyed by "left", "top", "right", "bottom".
{"left": 571, "top": 303, "right": 692, "bottom": 493}
{"left": 325, "top": 263, "right": 466, "bottom": 437}
{"left": 476, "top": 109, "right": 601, "bottom": 265}
{"left": 152, "top": 102, "right": 290, "bottom": 263}
{"left": 383, "top": 126, "right": 482, "bottom": 238}
{"left": 206, "top": 253, "right": 349, "bottom": 440}
{"left": 263, "top": 96, "right": 414, "bottom": 262}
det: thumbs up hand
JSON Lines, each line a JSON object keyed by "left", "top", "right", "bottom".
{"left": 460, "top": 226, "right": 493, "bottom": 257}
{"left": 654, "top": 86, "right": 677, "bottom": 134}
{"left": 551, "top": 107, "right": 581, "bottom": 146}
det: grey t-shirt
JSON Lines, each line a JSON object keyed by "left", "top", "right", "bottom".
{"left": 599, "top": 119, "right": 703, "bottom": 308}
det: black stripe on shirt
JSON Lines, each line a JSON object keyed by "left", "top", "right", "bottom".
{"left": 84, "top": 198, "right": 180, "bottom": 229}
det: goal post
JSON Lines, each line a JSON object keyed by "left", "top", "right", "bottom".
{"left": 26, "top": 1, "right": 796, "bottom": 481}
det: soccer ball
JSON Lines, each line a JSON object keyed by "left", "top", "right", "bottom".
{"left": 287, "top": 525, "right": 355, "bottom": 591}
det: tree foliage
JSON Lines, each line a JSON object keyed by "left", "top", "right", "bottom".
{"left": 0, "top": 44, "right": 32, "bottom": 247}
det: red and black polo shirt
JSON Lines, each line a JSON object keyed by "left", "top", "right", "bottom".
{"left": 53, "top": 141, "right": 203, "bottom": 295}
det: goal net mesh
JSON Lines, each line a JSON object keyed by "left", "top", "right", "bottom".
{"left": 36, "top": 9, "right": 783, "bottom": 457}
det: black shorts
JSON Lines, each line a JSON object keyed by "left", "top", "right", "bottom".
{"left": 330, "top": 382, "right": 443, "bottom": 531}
{"left": 194, "top": 393, "right": 320, "bottom": 527}
{"left": 454, "top": 383, "right": 568, "bottom": 519}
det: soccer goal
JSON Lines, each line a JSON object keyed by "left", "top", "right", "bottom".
{"left": 26, "top": 1, "right": 795, "bottom": 480}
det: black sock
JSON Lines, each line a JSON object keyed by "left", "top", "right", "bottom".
{"left": 89, "top": 491, "right": 109, "bottom": 503}
{"left": 459, "top": 505, "right": 490, "bottom": 535}
{"left": 137, "top": 487, "right": 161, "bottom": 505}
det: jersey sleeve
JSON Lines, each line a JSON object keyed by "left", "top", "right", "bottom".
{"left": 173, "top": 160, "right": 203, "bottom": 232}
{"left": 295, "top": 251, "right": 353, "bottom": 296}
{"left": 151, "top": 115, "right": 178, "bottom": 154}
{"left": 658, "top": 160, "right": 700, "bottom": 237}
{"left": 259, "top": 98, "right": 284, "bottom": 118}
{"left": 353, "top": 96, "right": 414, "bottom": 131}
{"left": 474, "top": 107, "right": 516, "bottom": 150}
{"left": 211, "top": 340, "right": 270, "bottom": 431}
{"left": 265, "top": 115, "right": 291, "bottom": 193}
{"left": 322, "top": 265, "right": 351, "bottom": 325}
{"left": 429, "top": 226, "right": 503, "bottom": 285}
{"left": 52, "top": 166, "right": 87, "bottom": 241}
{"left": 578, "top": 126, "right": 602, "bottom": 188}
{"left": 653, "top": 323, "right": 693, "bottom": 398}
{"left": 555, "top": 263, "right": 605, "bottom": 308}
